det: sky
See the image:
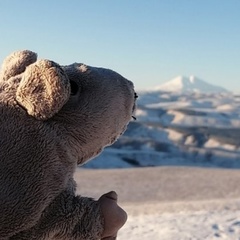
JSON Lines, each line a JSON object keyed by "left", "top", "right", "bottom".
{"left": 0, "top": 0, "right": 240, "bottom": 91}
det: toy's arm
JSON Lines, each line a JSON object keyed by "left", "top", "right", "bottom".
{"left": 10, "top": 183, "right": 104, "bottom": 240}
{"left": 10, "top": 179, "right": 127, "bottom": 240}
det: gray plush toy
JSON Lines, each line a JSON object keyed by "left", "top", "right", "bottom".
{"left": 0, "top": 50, "right": 136, "bottom": 239}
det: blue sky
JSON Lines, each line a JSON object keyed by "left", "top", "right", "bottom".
{"left": 0, "top": 0, "right": 239, "bottom": 91}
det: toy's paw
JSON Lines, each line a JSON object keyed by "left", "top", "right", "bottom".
{"left": 98, "top": 191, "right": 127, "bottom": 239}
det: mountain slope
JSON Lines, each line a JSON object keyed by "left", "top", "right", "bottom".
{"left": 153, "top": 75, "right": 228, "bottom": 93}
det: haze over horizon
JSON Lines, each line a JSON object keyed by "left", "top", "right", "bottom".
{"left": 0, "top": 1, "right": 239, "bottom": 91}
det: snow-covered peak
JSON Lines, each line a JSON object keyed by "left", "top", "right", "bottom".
{"left": 153, "top": 76, "right": 228, "bottom": 93}
{"left": 189, "top": 75, "right": 195, "bottom": 83}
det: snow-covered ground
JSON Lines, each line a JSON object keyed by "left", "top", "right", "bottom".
{"left": 76, "top": 167, "right": 240, "bottom": 240}
{"left": 119, "top": 204, "right": 240, "bottom": 240}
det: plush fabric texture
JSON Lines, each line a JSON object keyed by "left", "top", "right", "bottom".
{"left": 16, "top": 60, "right": 70, "bottom": 120}
{"left": 0, "top": 50, "right": 136, "bottom": 239}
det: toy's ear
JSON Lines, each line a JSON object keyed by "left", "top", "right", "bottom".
{"left": 0, "top": 50, "right": 37, "bottom": 81}
{"left": 16, "top": 60, "right": 70, "bottom": 120}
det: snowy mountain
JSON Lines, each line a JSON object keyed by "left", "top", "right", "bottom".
{"left": 153, "top": 75, "right": 228, "bottom": 93}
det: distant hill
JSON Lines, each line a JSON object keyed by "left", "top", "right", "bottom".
{"left": 153, "top": 75, "right": 229, "bottom": 93}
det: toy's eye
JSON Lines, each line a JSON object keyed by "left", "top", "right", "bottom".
{"left": 70, "top": 81, "right": 79, "bottom": 96}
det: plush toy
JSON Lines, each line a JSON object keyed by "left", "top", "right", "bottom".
{"left": 0, "top": 50, "right": 136, "bottom": 239}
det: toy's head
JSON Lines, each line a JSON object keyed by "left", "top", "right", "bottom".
{"left": 0, "top": 50, "right": 137, "bottom": 165}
